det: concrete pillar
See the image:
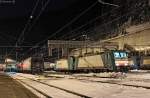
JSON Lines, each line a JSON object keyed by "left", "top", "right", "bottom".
{"left": 48, "top": 47, "right": 52, "bottom": 56}
{"left": 62, "top": 48, "right": 68, "bottom": 57}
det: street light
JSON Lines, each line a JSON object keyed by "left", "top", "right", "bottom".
{"left": 98, "top": 0, "right": 119, "bottom": 7}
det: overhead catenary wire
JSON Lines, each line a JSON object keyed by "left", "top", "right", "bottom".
{"left": 59, "top": 0, "right": 145, "bottom": 40}
{"left": 59, "top": 6, "right": 121, "bottom": 40}
{"left": 18, "top": 0, "right": 51, "bottom": 49}
{"left": 11, "top": 0, "right": 50, "bottom": 53}
{"left": 64, "top": 2, "right": 146, "bottom": 41}
{"left": 25, "top": 0, "right": 51, "bottom": 38}
{"left": 8, "top": 0, "right": 41, "bottom": 57}
{"left": 52, "top": 0, "right": 119, "bottom": 40}
{"left": 23, "top": 0, "right": 121, "bottom": 56}
{"left": 17, "top": 0, "right": 41, "bottom": 45}
{"left": 27, "top": 1, "right": 98, "bottom": 48}
{"left": 24, "top": 0, "right": 146, "bottom": 56}
{"left": 22, "top": 1, "right": 99, "bottom": 57}
{"left": 20, "top": 0, "right": 51, "bottom": 56}
{"left": 51, "top": 0, "right": 123, "bottom": 40}
{"left": 98, "top": 0, "right": 119, "bottom": 7}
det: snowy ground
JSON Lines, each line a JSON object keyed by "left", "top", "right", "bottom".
{"left": 10, "top": 74, "right": 80, "bottom": 98}
{"left": 8, "top": 71, "right": 150, "bottom": 98}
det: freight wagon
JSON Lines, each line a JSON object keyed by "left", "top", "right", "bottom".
{"left": 55, "top": 50, "right": 130, "bottom": 72}
{"left": 18, "top": 57, "right": 44, "bottom": 74}
{"left": 55, "top": 56, "right": 78, "bottom": 72}
{"left": 127, "top": 51, "right": 150, "bottom": 70}
{"left": 44, "top": 62, "right": 55, "bottom": 71}
{"left": 141, "top": 56, "right": 150, "bottom": 69}
{"left": 130, "top": 55, "right": 150, "bottom": 70}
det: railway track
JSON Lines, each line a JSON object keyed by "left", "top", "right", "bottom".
{"left": 17, "top": 79, "right": 52, "bottom": 98}
{"left": 39, "top": 73, "right": 150, "bottom": 90}
{"left": 73, "top": 76, "right": 150, "bottom": 89}
{"left": 10, "top": 73, "right": 150, "bottom": 98}
{"left": 14, "top": 75, "right": 91, "bottom": 98}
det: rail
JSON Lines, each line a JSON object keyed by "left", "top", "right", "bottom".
{"left": 16, "top": 75, "right": 91, "bottom": 98}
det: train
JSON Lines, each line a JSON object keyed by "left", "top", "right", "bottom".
{"left": 12, "top": 52, "right": 150, "bottom": 74}
{"left": 141, "top": 56, "right": 150, "bottom": 69}
{"left": 130, "top": 55, "right": 150, "bottom": 70}
{"left": 0, "top": 64, "right": 6, "bottom": 71}
{"left": 4, "top": 58, "right": 17, "bottom": 72}
{"left": 44, "top": 62, "right": 55, "bottom": 71}
{"left": 55, "top": 50, "right": 130, "bottom": 72}
{"left": 17, "top": 57, "right": 44, "bottom": 74}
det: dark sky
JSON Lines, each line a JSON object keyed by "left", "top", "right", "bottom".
{"left": 0, "top": 0, "right": 100, "bottom": 46}
{"left": 0, "top": 0, "right": 102, "bottom": 58}
{"left": 0, "top": 0, "right": 144, "bottom": 59}
{"left": 0, "top": 0, "right": 77, "bottom": 18}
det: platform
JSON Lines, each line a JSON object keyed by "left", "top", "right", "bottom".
{"left": 0, "top": 73, "right": 38, "bottom": 98}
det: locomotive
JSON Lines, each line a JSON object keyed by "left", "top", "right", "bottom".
{"left": 55, "top": 50, "right": 130, "bottom": 72}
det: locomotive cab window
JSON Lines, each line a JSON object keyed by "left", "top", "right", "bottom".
{"left": 113, "top": 52, "right": 128, "bottom": 59}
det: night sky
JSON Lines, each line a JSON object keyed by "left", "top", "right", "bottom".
{"left": 0, "top": 0, "right": 100, "bottom": 45}
{"left": 0, "top": 0, "right": 113, "bottom": 58}
{"left": 0, "top": 0, "right": 146, "bottom": 59}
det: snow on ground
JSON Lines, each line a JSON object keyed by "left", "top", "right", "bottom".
{"left": 127, "top": 73, "right": 150, "bottom": 80}
{"left": 17, "top": 80, "right": 47, "bottom": 98}
{"left": 9, "top": 72, "right": 150, "bottom": 98}
{"left": 72, "top": 72, "right": 127, "bottom": 79}
{"left": 21, "top": 79, "right": 80, "bottom": 98}
{"left": 41, "top": 78, "right": 150, "bottom": 98}
{"left": 129, "top": 69, "right": 150, "bottom": 72}
{"left": 78, "top": 76, "right": 150, "bottom": 88}
{"left": 11, "top": 74, "right": 80, "bottom": 98}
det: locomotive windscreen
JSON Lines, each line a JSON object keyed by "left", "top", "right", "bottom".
{"left": 113, "top": 52, "right": 127, "bottom": 59}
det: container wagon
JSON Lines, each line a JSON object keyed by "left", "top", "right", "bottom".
{"left": 55, "top": 56, "right": 78, "bottom": 72}
{"left": 44, "top": 62, "right": 55, "bottom": 71}
{"left": 55, "top": 50, "right": 130, "bottom": 72}
{"left": 77, "top": 55, "right": 106, "bottom": 72}
{"left": 131, "top": 55, "right": 150, "bottom": 70}
{"left": 128, "top": 53, "right": 150, "bottom": 70}
{"left": 19, "top": 57, "right": 44, "bottom": 74}
{"left": 140, "top": 56, "right": 150, "bottom": 69}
